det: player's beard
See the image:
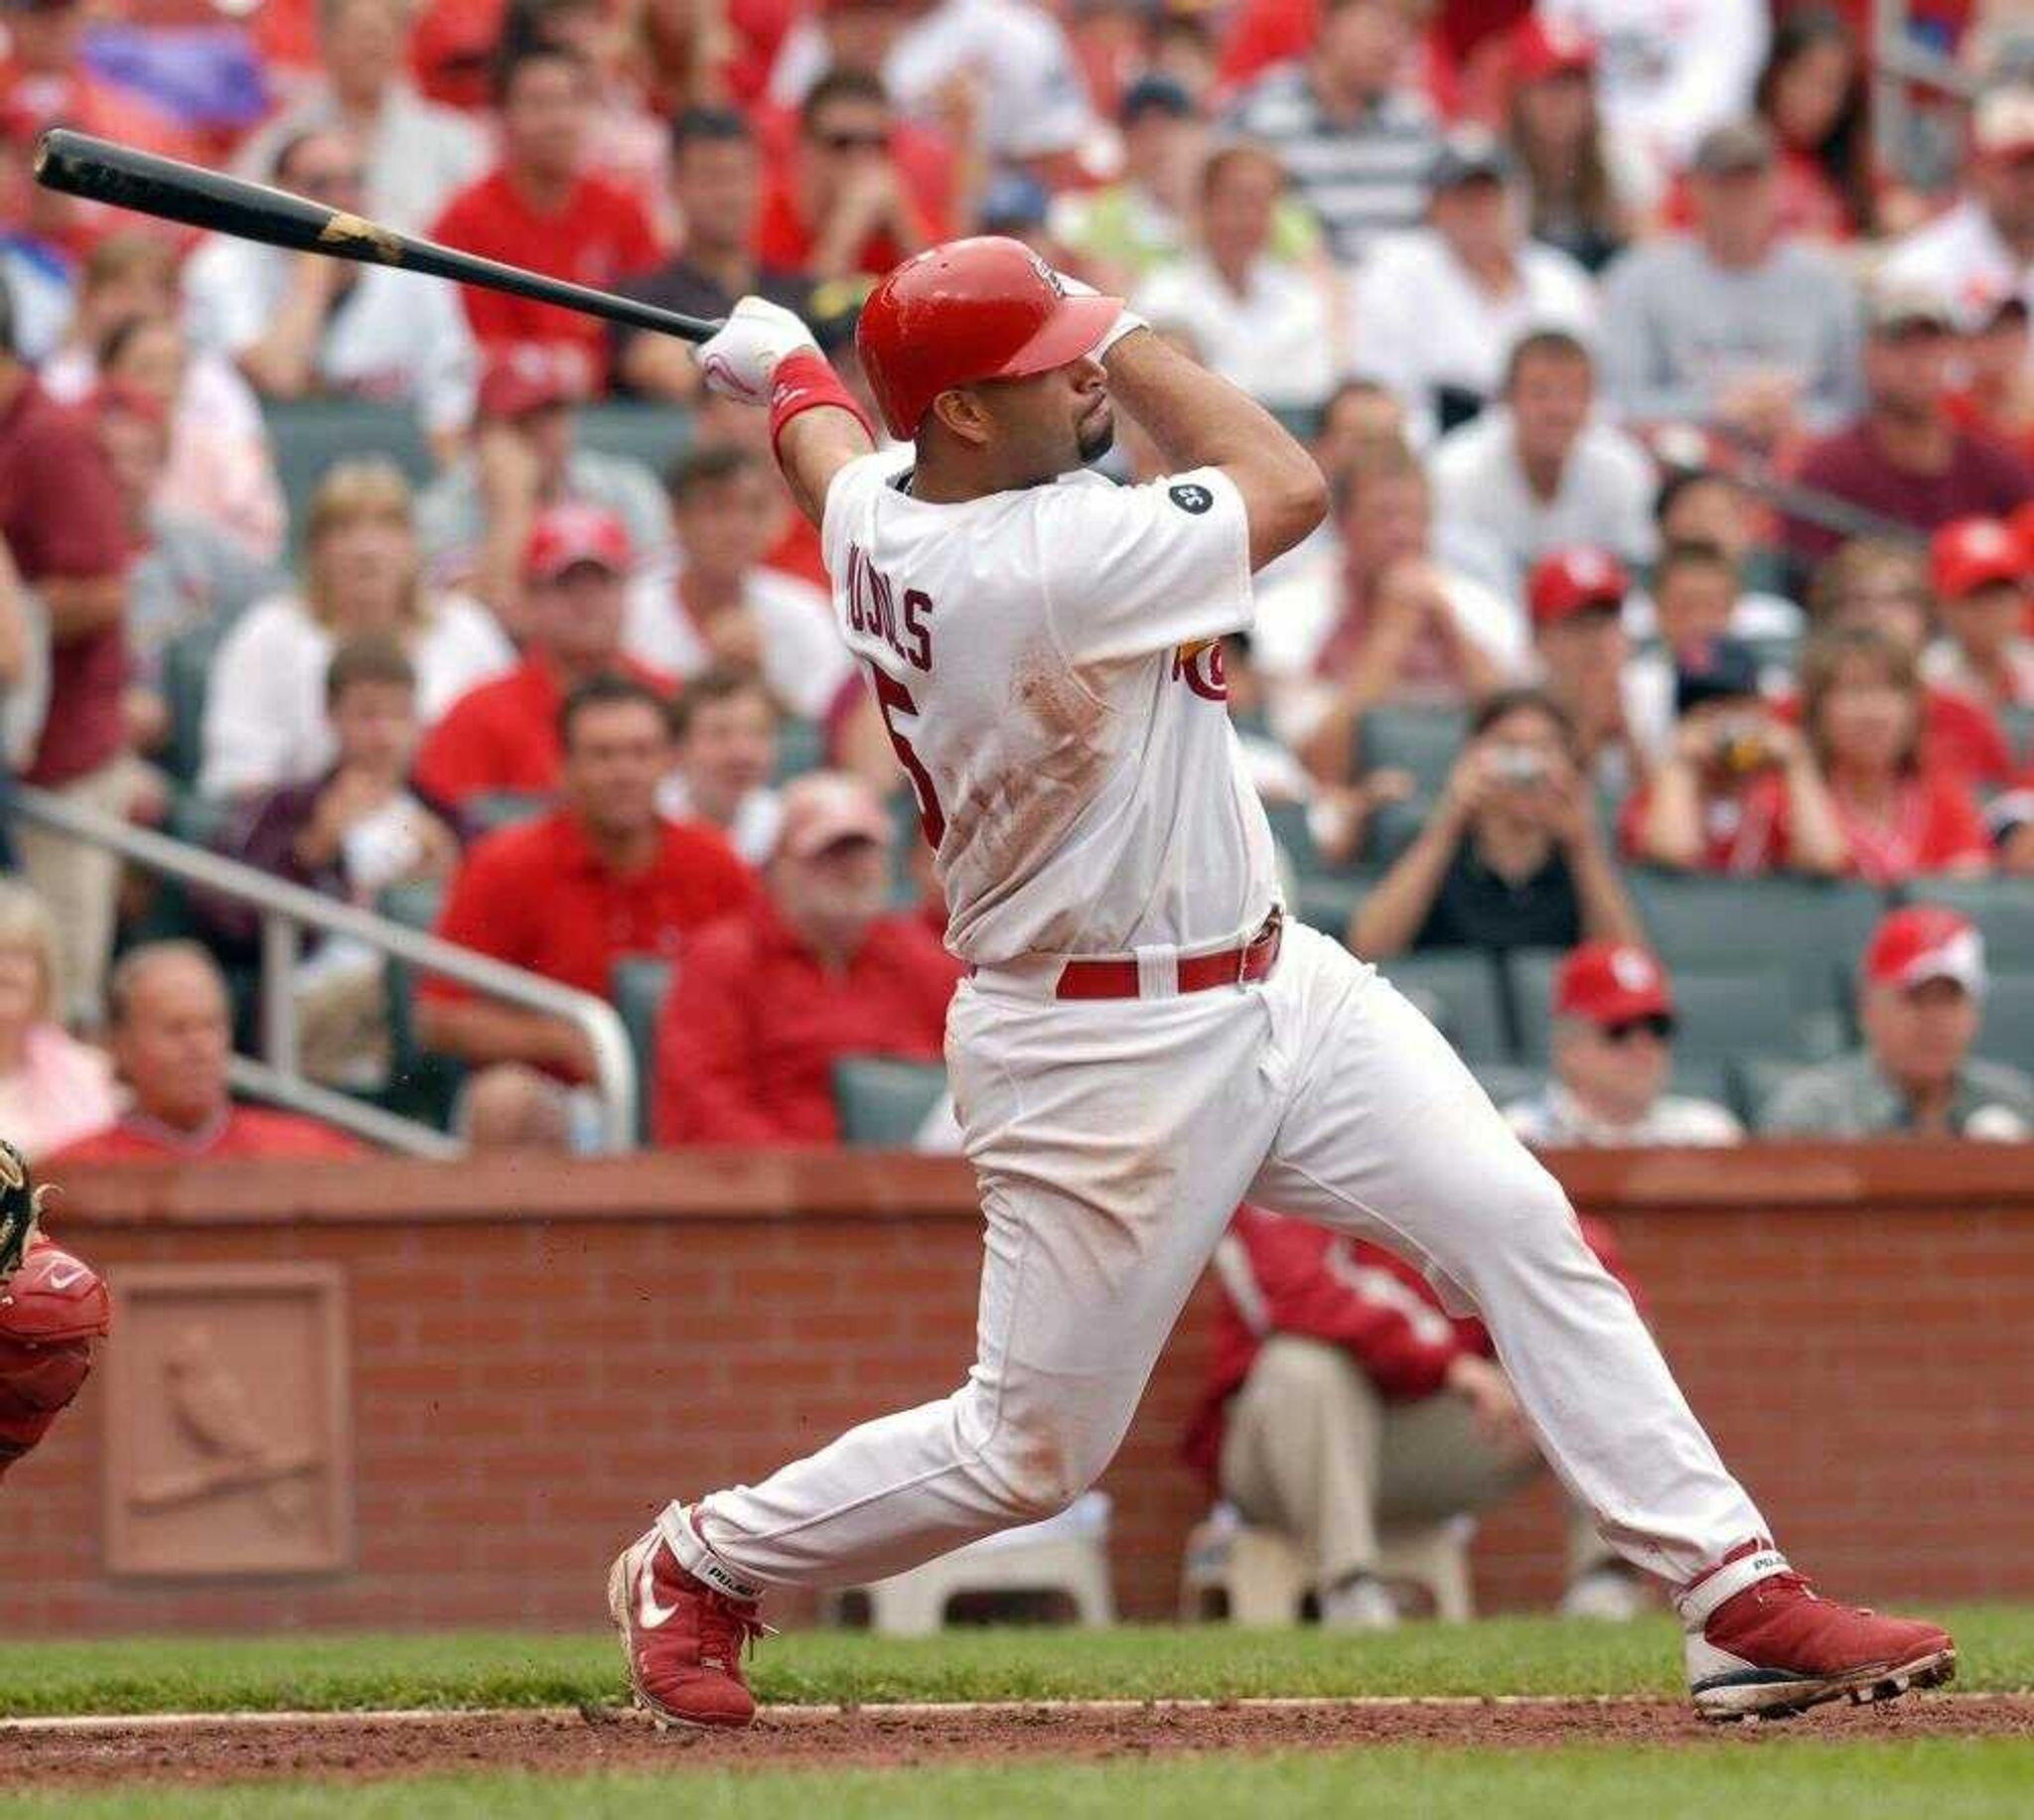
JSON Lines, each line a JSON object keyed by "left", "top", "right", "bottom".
{"left": 1076, "top": 401, "right": 1115, "bottom": 464}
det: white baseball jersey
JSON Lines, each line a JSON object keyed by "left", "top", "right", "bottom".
{"left": 820, "top": 450, "right": 1277, "bottom": 965}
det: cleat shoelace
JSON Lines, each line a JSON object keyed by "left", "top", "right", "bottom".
{"left": 696, "top": 1591, "right": 772, "bottom": 1674}
{"left": 1747, "top": 1570, "right": 1821, "bottom": 1610}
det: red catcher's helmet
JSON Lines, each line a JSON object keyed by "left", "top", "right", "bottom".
{"left": 856, "top": 237, "right": 1122, "bottom": 440}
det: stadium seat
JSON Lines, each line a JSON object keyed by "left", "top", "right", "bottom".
{"left": 2001, "top": 702, "right": 2031, "bottom": 764}
{"left": 263, "top": 402, "right": 692, "bottom": 538}
{"left": 163, "top": 620, "right": 231, "bottom": 785}
{"left": 1292, "top": 872, "right": 1372, "bottom": 938}
{"left": 1364, "top": 794, "right": 1429, "bottom": 866}
{"left": 1902, "top": 878, "right": 2034, "bottom": 967}
{"left": 832, "top": 1055, "right": 947, "bottom": 1147}
{"left": 1506, "top": 949, "right": 1843, "bottom": 1066}
{"left": 1259, "top": 797, "right": 1316, "bottom": 874}
{"left": 1977, "top": 970, "right": 2034, "bottom": 1072}
{"left": 1180, "top": 1504, "right": 1473, "bottom": 1623}
{"left": 578, "top": 404, "right": 694, "bottom": 478}
{"left": 827, "top": 1491, "right": 1115, "bottom": 1633}
{"left": 1735, "top": 1055, "right": 1816, "bottom": 1133}
{"left": 610, "top": 958, "right": 674, "bottom": 1143}
{"left": 1471, "top": 1061, "right": 1543, "bottom": 1111}
{"left": 1473, "top": 1058, "right": 1734, "bottom": 1125}
{"left": 1268, "top": 403, "right": 1324, "bottom": 444}
{"left": 774, "top": 715, "right": 827, "bottom": 783}
{"left": 374, "top": 881, "right": 460, "bottom": 1128}
{"left": 264, "top": 400, "right": 434, "bottom": 529}
{"left": 166, "top": 790, "right": 229, "bottom": 850}
{"left": 1358, "top": 707, "right": 1468, "bottom": 797}
{"left": 1628, "top": 872, "right": 1885, "bottom": 970}
{"left": 1376, "top": 951, "right": 1509, "bottom": 1062}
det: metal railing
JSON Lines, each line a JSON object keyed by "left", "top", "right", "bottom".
{"left": 4, "top": 784, "right": 638, "bottom": 1156}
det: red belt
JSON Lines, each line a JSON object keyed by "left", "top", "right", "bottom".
{"left": 1053, "top": 911, "right": 1284, "bottom": 1002}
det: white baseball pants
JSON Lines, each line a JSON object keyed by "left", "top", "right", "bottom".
{"left": 664, "top": 921, "right": 1766, "bottom": 1599}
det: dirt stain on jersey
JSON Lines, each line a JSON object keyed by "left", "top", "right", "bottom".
{"left": 944, "top": 642, "right": 1119, "bottom": 952}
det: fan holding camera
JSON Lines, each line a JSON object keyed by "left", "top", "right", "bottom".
{"left": 1349, "top": 687, "right": 1648, "bottom": 959}
{"left": 1622, "top": 636, "right": 1848, "bottom": 877}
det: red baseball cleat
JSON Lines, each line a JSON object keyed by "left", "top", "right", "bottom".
{"left": 1679, "top": 1542, "right": 1956, "bottom": 1721}
{"left": 606, "top": 1527, "right": 766, "bottom": 1730}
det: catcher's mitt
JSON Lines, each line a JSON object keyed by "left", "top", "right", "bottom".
{"left": 0, "top": 1141, "right": 111, "bottom": 1479}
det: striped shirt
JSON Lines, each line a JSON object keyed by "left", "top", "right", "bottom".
{"left": 1225, "top": 68, "right": 1440, "bottom": 266}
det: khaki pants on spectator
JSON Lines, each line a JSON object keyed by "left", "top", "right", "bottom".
{"left": 294, "top": 955, "right": 391, "bottom": 1088}
{"left": 1218, "top": 1334, "right": 1613, "bottom": 1596}
{"left": 11, "top": 755, "right": 140, "bottom": 1028}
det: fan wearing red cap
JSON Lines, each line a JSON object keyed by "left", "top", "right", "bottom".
{"left": 434, "top": 343, "right": 672, "bottom": 638}
{"left": 651, "top": 770, "right": 960, "bottom": 1147}
{"left": 1500, "top": 17, "right": 1632, "bottom": 275}
{"left": 1921, "top": 517, "right": 2034, "bottom": 715}
{"left": 1765, "top": 906, "right": 2032, "bottom": 1139}
{"left": 1527, "top": 546, "right": 1634, "bottom": 785}
{"left": 1504, "top": 940, "right": 1742, "bottom": 1148}
{"left": 413, "top": 503, "right": 673, "bottom": 812}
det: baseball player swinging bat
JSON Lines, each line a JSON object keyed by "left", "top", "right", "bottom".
{"left": 31, "top": 129, "right": 727, "bottom": 346}
{"left": 40, "top": 130, "right": 1957, "bottom": 1730}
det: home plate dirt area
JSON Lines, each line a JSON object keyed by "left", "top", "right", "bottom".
{"left": 3, "top": 1695, "right": 2027, "bottom": 1789}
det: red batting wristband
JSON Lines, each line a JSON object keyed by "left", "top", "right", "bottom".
{"left": 769, "top": 350, "right": 873, "bottom": 459}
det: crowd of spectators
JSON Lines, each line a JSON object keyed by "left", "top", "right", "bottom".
{"left": 0, "top": 0, "right": 2027, "bottom": 1170}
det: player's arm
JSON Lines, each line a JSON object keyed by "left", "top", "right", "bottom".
{"left": 1101, "top": 328, "right": 1327, "bottom": 572}
{"left": 690, "top": 298, "right": 876, "bottom": 529}
{"left": 776, "top": 403, "right": 874, "bottom": 529}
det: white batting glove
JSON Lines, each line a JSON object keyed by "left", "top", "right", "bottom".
{"left": 1053, "top": 270, "right": 1148, "bottom": 360}
{"left": 694, "top": 296, "right": 819, "bottom": 406}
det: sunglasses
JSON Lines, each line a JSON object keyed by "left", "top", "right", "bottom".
{"left": 817, "top": 129, "right": 890, "bottom": 154}
{"left": 1600, "top": 1014, "right": 1675, "bottom": 1044}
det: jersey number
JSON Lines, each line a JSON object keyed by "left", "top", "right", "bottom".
{"left": 870, "top": 665, "right": 945, "bottom": 848}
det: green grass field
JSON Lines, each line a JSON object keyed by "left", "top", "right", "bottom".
{"left": 1, "top": 1742, "right": 2030, "bottom": 1820}
{"left": 1, "top": 1606, "right": 2028, "bottom": 1717}
{"left": 2, "top": 1611, "right": 2027, "bottom": 1819}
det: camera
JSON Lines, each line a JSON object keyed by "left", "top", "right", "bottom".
{"left": 1709, "top": 714, "right": 1776, "bottom": 775}
{"left": 1490, "top": 745, "right": 1546, "bottom": 784}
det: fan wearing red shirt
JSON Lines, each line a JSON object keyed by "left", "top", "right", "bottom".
{"left": 418, "top": 674, "right": 754, "bottom": 1149}
{"left": 1785, "top": 282, "right": 2032, "bottom": 570}
{"left": 1800, "top": 625, "right": 1993, "bottom": 887}
{"left": 755, "top": 70, "right": 937, "bottom": 285}
{"left": 1181, "top": 1201, "right": 1649, "bottom": 1626}
{"left": 1802, "top": 535, "right": 2018, "bottom": 788}
{"left": 0, "top": 298, "right": 136, "bottom": 1028}
{"left": 414, "top": 502, "right": 668, "bottom": 810}
{"left": 427, "top": 41, "right": 661, "bottom": 391}
{"left": 47, "top": 943, "right": 362, "bottom": 1166}
{"left": 654, "top": 771, "right": 960, "bottom": 1146}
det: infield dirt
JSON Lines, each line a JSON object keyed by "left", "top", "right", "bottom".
{"left": 2, "top": 1695, "right": 2027, "bottom": 1790}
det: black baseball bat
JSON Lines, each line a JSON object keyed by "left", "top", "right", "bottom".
{"left": 33, "top": 128, "right": 727, "bottom": 345}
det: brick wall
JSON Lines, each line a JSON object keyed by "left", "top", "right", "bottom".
{"left": 2, "top": 1144, "right": 2028, "bottom": 1634}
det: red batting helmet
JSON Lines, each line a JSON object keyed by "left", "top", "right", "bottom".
{"left": 856, "top": 237, "right": 1122, "bottom": 441}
